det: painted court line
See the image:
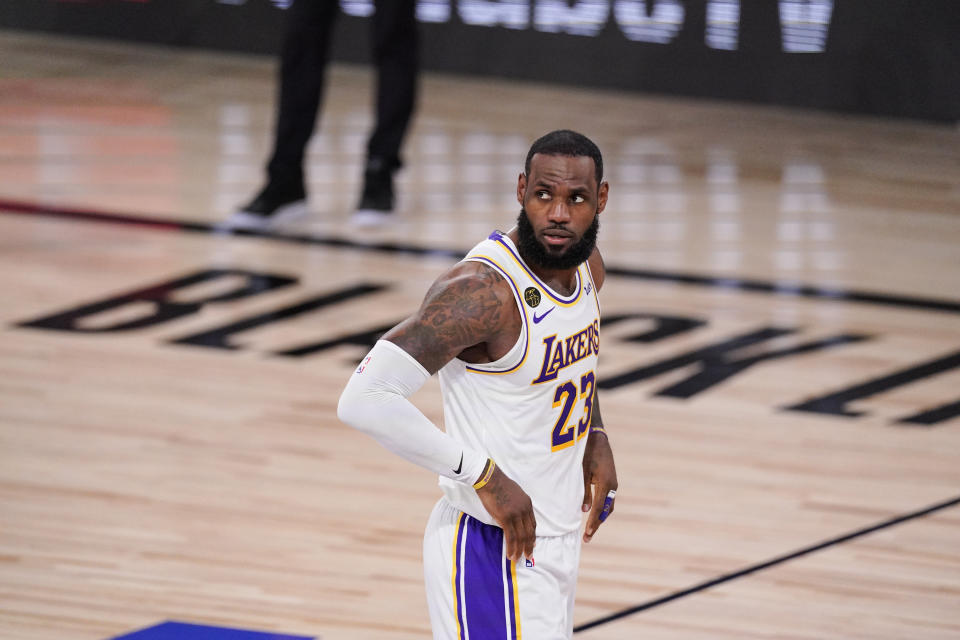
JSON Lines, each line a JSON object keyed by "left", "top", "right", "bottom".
{"left": 573, "top": 494, "right": 960, "bottom": 632}
{"left": 3, "top": 198, "right": 959, "bottom": 315}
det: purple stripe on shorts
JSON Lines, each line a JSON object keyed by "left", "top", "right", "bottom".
{"left": 454, "top": 513, "right": 467, "bottom": 640}
{"left": 463, "top": 516, "right": 508, "bottom": 638}
{"left": 505, "top": 557, "right": 519, "bottom": 639}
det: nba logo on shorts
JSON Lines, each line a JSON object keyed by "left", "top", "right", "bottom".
{"left": 525, "top": 557, "right": 535, "bottom": 568}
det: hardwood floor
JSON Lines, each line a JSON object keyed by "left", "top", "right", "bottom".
{"left": 1, "top": 29, "right": 958, "bottom": 640}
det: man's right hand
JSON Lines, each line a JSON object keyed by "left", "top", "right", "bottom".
{"left": 476, "top": 466, "right": 536, "bottom": 563}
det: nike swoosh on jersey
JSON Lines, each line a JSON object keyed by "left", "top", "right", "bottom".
{"left": 532, "top": 307, "right": 556, "bottom": 324}
{"left": 453, "top": 453, "right": 463, "bottom": 474}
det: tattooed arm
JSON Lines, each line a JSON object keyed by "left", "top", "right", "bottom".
{"left": 381, "top": 260, "right": 521, "bottom": 372}
{"left": 379, "top": 261, "right": 536, "bottom": 562}
{"left": 336, "top": 262, "right": 514, "bottom": 488}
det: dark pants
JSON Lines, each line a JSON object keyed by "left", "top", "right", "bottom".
{"left": 266, "top": 0, "right": 419, "bottom": 189}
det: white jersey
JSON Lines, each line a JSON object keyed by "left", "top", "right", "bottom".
{"left": 438, "top": 231, "right": 601, "bottom": 537}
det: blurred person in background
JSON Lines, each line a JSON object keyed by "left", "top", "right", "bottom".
{"left": 227, "top": 0, "right": 418, "bottom": 229}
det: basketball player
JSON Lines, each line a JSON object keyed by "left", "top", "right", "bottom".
{"left": 338, "top": 129, "right": 618, "bottom": 639}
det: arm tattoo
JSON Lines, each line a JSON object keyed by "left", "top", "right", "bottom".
{"left": 385, "top": 264, "right": 511, "bottom": 373}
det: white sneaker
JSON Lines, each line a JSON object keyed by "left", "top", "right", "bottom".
{"left": 350, "top": 207, "right": 395, "bottom": 227}
{"left": 221, "top": 198, "right": 308, "bottom": 231}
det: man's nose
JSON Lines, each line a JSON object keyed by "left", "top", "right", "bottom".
{"left": 547, "top": 200, "right": 571, "bottom": 223}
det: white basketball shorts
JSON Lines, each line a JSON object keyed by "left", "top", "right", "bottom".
{"left": 423, "top": 497, "right": 582, "bottom": 640}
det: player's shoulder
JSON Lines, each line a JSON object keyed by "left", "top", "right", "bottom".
{"left": 423, "top": 259, "right": 513, "bottom": 309}
{"left": 587, "top": 246, "right": 606, "bottom": 291}
{"left": 462, "top": 229, "right": 513, "bottom": 262}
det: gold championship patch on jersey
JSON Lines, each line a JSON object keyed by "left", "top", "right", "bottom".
{"left": 524, "top": 287, "right": 542, "bottom": 308}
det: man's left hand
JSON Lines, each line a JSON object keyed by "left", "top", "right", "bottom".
{"left": 581, "top": 430, "right": 618, "bottom": 543}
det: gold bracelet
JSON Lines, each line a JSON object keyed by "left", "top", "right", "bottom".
{"left": 589, "top": 424, "right": 606, "bottom": 435}
{"left": 472, "top": 458, "right": 496, "bottom": 490}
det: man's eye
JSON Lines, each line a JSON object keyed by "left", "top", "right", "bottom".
{"left": 571, "top": 195, "right": 585, "bottom": 204}
{"left": 536, "top": 191, "right": 550, "bottom": 200}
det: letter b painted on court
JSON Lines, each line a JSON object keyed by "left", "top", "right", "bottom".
{"left": 17, "top": 269, "right": 297, "bottom": 333}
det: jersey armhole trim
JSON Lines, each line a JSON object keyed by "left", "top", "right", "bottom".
{"left": 584, "top": 259, "right": 601, "bottom": 316}
{"left": 460, "top": 255, "right": 529, "bottom": 375}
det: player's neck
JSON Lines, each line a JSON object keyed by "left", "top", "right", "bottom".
{"left": 531, "top": 264, "right": 579, "bottom": 297}
{"left": 507, "top": 229, "right": 579, "bottom": 296}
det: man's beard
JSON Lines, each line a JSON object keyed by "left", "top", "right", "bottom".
{"left": 516, "top": 207, "right": 599, "bottom": 270}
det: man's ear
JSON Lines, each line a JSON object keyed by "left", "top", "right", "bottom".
{"left": 517, "top": 173, "right": 527, "bottom": 205}
{"left": 597, "top": 180, "right": 609, "bottom": 214}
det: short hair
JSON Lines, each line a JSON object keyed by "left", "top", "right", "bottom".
{"left": 524, "top": 129, "right": 603, "bottom": 183}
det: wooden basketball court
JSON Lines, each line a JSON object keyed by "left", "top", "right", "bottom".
{"left": 1, "top": 30, "right": 958, "bottom": 639}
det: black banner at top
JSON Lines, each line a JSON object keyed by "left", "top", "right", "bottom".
{"left": 2, "top": 0, "right": 957, "bottom": 122}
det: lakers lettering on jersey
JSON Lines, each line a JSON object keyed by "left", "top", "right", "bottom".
{"left": 438, "top": 231, "right": 601, "bottom": 537}
{"left": 531, "top": 320, "right": 600, "bottom": 385}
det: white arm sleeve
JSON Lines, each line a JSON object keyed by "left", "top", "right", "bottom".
{"left": 337, "top": 339, "right": 488, "bottom": 485}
